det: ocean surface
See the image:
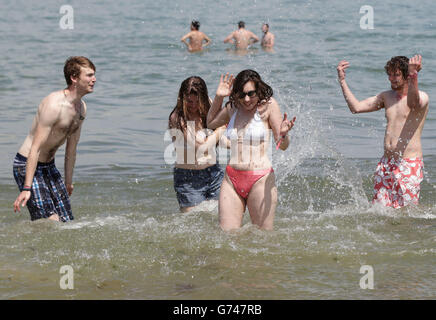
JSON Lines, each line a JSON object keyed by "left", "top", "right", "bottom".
{"left": 0, "top": 0, "right": 435, "bottom": 299}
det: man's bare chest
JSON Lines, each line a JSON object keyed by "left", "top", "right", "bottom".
{"left": 385, "top": 97, "right": 412, "bottom": 122}
{"left": 55, "top": 106, "right": 84, "bottom": 135}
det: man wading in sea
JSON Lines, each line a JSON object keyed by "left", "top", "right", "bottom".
{"left": 224, "top": 21, "right": 259, "bottom": 50}
{"left": 13, "top": 56, "right": 96, "bottom": 222}
{"left": 261, "top": 23, "right": 275, "bottom": 49}
{"left": 337, "top": 55, "right": 429, "bottom": 208}
{"left": 181, "top": 20, "right": 211, "bottom": 52}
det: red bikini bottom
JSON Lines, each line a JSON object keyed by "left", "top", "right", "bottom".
{"left": 226, "top": 165, "right": 274, "bottom": 199}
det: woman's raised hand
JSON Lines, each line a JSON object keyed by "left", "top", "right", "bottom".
{"left": 216, "top": 73, "right": 234, "bottom": 97}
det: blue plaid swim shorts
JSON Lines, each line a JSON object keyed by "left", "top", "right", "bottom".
{"left": 13, "top": 153, "right": 74, "bottom": 222}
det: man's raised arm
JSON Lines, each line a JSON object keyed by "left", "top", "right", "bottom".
{"left": 337, "top": 60, "right": 384, "bottom": 114}
{"left": 407, "top": 55, "right": 427, "bottom": 109}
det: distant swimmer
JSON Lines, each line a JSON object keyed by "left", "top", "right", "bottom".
{"left": 181, "top": 20, "right": 211, "bottom": 52}
{"left": 261, "top": 23, "right": 275, "bottom": 49}
{"left": 13, "top": 56, "right": 96, "bottom": 222}
{"left": 223, "top": 21, "right": 259, "bottom": 50}
{"left": 337, "top": 55, "right": 429, "bottom": 208}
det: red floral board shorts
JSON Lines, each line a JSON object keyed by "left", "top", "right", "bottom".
{"left": 372, "top": 156, "right": 424, "bottom": 208}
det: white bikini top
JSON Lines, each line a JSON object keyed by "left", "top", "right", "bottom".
{"left": 226, "top": 109, "right": 267, "bottom": 141}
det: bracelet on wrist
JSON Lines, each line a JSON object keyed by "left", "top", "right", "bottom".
{"left": 408, "top": 72, "right": 418, "bottom": 80}
{"left": 22, "top": 187, "right": 31, "bottom": 192}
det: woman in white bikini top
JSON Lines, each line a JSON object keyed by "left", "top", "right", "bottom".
{"left": 207, "top": 70, "right": 296, "bottom": 231}
{"left": 226, "top": 108, "right": 267, "bottom": 141}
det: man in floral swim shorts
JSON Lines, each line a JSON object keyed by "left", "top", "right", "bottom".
{"left": 337, "top": 55, "right": 429, "bottom": 208}
{"left": 373, "top": 157, "right": 423, "bottom": 208}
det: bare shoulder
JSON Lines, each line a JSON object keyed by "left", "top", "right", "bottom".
{"left": 169, "top": 110, "right": 178, "bottom": 128}
{"left": 45, "top": 90, "right": 64, "bottom": 103}
{"left": 379, "top": 90, "right": 390, "bottom": 99}
{"left": 376, "top": 90, "right": 390, "bottom": 106}
{"left": 269, "top": 97, "right": 279, "bottom": 105}
{"left": 258, "top": 97, "right": 279, "bottom": 120}
{"left": 419, "top": 91, "right": 429, "bottom": 107}
{"left": 169, "top": 109, "right": 177, "bottom": 121}
{"left": 37, "top": 91, "right": 63, "bottom": 125}
{"left": 266, "top": 97, "right": 280, "bottom": 111}
{"left": 40, "top": 91, "right": 64, "bottom": 113}
{"left": 181, "top": 31, "right": 192, "bottom": 40}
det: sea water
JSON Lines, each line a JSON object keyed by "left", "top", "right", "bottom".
{"left": 0, "top": 0, "right": 435, "bottom": 299}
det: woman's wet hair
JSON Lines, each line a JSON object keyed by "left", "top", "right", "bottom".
{"left": 191, "top": 20, "right": 200, "bottom": 30}
{"left": 169, "top": 76, "right": 211, "bottom": 131}
{"left": 385, "top": 56, "right": 409, "bottom": 79}
{"left": 226, "top": 69, "right": 273, "bottom": 109}
{"left": 238, "top": 21, "right": 245, "bottom": 29}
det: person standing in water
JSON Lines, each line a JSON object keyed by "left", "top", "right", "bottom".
{"left": 181, "top": 20, "right": 211, "bottom": 52}
{"left": 13, "top": 56, "right": 96, "bottom": 222}
{"left": 207, "top": 70, "right": 296, "bottom": 230}
{"left": 168, "top": 76, "right": 226, "bottom": 212}
{"left": 261, "top": 23, "right": 275, "bottom": 49}
{"left": 223, "top": 21, "right": 259, "bottom": 50}
{"left": 337, "top": 55, "right": 429, "bottom": 208}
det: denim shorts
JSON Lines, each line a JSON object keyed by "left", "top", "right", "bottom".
{"left": 13, "top": 153, "right": 73, "bottom": 222}
{"left": 173, "top": 164, "right": 224, "bottom": 208}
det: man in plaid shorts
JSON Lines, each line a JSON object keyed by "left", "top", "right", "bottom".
{"left": 13, "top": 56, "right": 96, "bottom": 222}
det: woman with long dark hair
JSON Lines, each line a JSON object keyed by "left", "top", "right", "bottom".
{"left": 169, "top": 76, "right": 226, "bottom": 212}
{"left": 207, "top": 70, "right": 296, "bottom": 230}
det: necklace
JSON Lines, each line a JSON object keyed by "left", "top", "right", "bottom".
{"left": 63, "top": 89, "right": 85, "bottom": 120}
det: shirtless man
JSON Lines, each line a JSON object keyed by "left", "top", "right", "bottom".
{"left": 223, "top": 21, "right": 259, "bottom": 50}
{"left": 261, "top": 23, "right": 275, "bottom": 48}
{"left": 181, "top": 20, "right": 211, "bottom": 52}
{"left": 13, "top": 56, "right": 96, "bottom": 222}
{"left": 337, "top": 55, "right": 429, "bottom": 208}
